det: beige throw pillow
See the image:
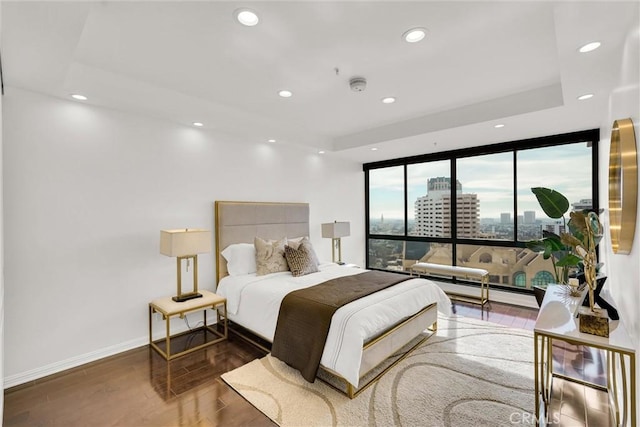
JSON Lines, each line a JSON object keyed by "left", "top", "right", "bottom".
{"left": 254, "top": 237, "right": 289, "bottom": 276}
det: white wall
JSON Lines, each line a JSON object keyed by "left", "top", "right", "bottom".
{"left": 599, "top": 23, "right": 640, "bottom": 422}
{"left": 2, "top": 88, "right": 365, "bottom": 386}
{"left": 1, "top": 0, "right": 6, "bottom": 419}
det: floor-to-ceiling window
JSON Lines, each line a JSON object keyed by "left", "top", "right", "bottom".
{"left": 364, "top": 129, "right": 599, "bottom": 293}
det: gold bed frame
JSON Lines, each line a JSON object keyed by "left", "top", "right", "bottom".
{"left": 214, "top": 200, "right": 439, "bottom": 398}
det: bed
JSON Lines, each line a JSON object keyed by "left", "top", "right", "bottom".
{"left": 214, "top": 201, "right": 452, "bottom": 398}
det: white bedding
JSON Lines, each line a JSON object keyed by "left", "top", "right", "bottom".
{"left": 216, "top": 263, "right": 452, "bottom": 387}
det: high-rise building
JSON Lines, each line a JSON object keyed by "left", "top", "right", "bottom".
{"left": 544, "top": 222, "right": 566, "bottom": 235}
{"left": 524, "top": 210, "right": 535, "bottom": 224}
{"left": 572, "top": 199, "right": 592, "bottom": 211}
{"left": 414, "top": 177, "right": 479, "bottom": 237}
{"left": 500, "top": 212, "right": 511, "bottom": 224}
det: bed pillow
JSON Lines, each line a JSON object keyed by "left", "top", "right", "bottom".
{"left": 284, "top": 243, "right": 320, "bottom": 277}
{"left": 221, "top": 243, "right": 256, "bottom": 276}
{"left": 286, "top": 236, "right": 305, "bottom": 249}
{"left": 287, "top": 236, "right": 320, "bottom": 266}
{"left": 255, "top": 237, "right": 289, "bottom": 276}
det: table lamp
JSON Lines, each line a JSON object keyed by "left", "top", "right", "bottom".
{"left": 321, "top": 221, "right": 350, "bottom": 264}
{"left": 160, "top": 228, "right": 211, "bottom": 302}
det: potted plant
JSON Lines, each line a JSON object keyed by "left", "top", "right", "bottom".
{"left": 525, "top": 187, "right": 583, "bottom": 285}
{"left": 526, "top": 187, "right": 603, "bottom": 285}
{"left": 527, "top": 187, "right": 610, "bottom": 336}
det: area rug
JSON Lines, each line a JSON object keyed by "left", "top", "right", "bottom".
{"left": 221, "top": 316, "right": 535, "bottom": 426}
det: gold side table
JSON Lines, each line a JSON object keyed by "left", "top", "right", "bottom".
{"left": 149, "top": 289, "right": 227, "bottom": 360}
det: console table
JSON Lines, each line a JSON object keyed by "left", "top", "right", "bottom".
{"left": 534, "top": 284, "right": 636, "bottom": 426}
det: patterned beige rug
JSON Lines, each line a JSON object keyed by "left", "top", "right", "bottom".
{"left": 222, "top": 316, "right": 535, "bottom": 426}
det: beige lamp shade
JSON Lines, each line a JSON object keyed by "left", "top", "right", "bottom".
{"left": 160, "top": 229, "right": 211, "bottom": 257}
{"left": 321, "top": 222, "right": 350, "bottom": 239}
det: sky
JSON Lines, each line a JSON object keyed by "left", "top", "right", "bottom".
{"left": 369, "top": 142, "right": 593, "bottom": 220}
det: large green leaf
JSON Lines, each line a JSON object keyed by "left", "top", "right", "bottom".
{"left": 555, "top": 253, "right": 582, "bottom": 267}
{"left": 526, "top": 239, "right": 553, "bottom": 259}
{"left": 541, "top": 230, "right": 564, "bottom": 247}
{"left": 531, "top": 187, "right": 569, "bottom": 219}
{"left": 526, "top": 230, "right": 567, "bottom": 259}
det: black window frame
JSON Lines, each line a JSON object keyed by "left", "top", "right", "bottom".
{"left": 363, "top": 129, "right": 600, "bottom": 294}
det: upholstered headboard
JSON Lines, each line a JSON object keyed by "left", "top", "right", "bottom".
{"left": 214, "top": 201, "right": 310, "bottom": 284}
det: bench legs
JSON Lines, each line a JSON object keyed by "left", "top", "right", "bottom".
{"left": 410, "top": 265, "right": 490, "bottom": 311}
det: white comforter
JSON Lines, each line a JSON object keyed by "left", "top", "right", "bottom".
{"left": 216, "top": 263, "right": 452, "bottom": 387}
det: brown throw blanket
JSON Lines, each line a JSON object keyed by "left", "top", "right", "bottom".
{"left": 271, "top": 270, "right": 412, "bottom": 382}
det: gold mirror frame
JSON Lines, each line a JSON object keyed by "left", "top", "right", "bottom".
{"left": 608, "top": 118, "right": 638, "bottom": 254}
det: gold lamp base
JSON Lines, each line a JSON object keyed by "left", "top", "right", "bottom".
{"left": 172, "top": 255, "right": 202, "bottom": 303}
{"left": 332, "top": 238, "right": 344, "bottom": 264}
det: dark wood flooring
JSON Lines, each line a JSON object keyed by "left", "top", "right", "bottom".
{"left": 3, "top": 300, "right": 607, "bottom": 426}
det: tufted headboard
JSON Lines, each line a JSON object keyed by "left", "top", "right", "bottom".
{"left": 214, "top": 201, "right": 310, "bottom": 284}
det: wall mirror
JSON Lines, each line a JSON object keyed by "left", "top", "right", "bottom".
{"left": 608, "top": 118, "right": 638, "bottom": 254}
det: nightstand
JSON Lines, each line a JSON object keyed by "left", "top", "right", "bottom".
{"left": 149, "top": 289, "right": 227, "bottom": 360}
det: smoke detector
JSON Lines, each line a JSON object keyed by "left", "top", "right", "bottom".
{"left": 349, "top": 77, "right": 367, "bottom": 92}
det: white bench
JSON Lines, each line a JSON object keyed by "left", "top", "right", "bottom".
{"left": 410, "top": 262, "right": 490, "bottom": 309}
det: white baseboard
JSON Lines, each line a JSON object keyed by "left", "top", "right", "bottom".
{"left": 4, "top": 318, "right": 218, "bottom": 389}
{"left": 434, "top": 281, "right": 539, "bottom": 309}
{"left": 4, "top": 336, "right": 147, "bottom": 389}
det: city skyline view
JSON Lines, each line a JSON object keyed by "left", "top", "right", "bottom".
{"left": 366, "top": 138, "right": 597, "bottom": 292}
{"left": 369, "top": 142, "right": 593, "bottom": 221}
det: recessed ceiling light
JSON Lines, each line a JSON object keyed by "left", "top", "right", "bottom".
{"left": 71, "top": 94, "right": 87, "bottom": 101}
{"left": 234, "top": 8, "right": 259, "bottom": 26}
{"left": 371, "top": 147, "right": 378, "bottom": 151}
{"left": 494, "top": 124, "right": 505, "bottom": 128}
{"left": 268, "top": 139, "right": 276, "bottom": 143}
{"left": 278, "top": 90, "right": 293, "bottom": 98}
{"left": 402, "top": 27, "right": 427, "bottom": 43}
{"left": 382, "top": 97, "right": 396, "bottom": 104}
{"left": 192, "top": 122, "right": 204, "bottom": 127}
{"left": 577, "top": 93, "right": 594, "bottom": 100}
{"left": 318, "top": 150, "right": 325, "bottom": 154}
{"left": 578, "top": 41, "right": 601, "bottom": 53}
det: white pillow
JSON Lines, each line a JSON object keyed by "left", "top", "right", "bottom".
{"left": 221, "top": 243, "right": 257, "bottom": 276}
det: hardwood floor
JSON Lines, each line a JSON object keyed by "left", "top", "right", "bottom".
{"left": 4, "top": 335, "right": 273, "bottom": 427}
{"left": 3, "top": 300, "right": 609, "bottom": 426}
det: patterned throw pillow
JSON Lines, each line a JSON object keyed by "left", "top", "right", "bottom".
{"left": 284, "top": 243, "right": 320, "bottom": 277}
{"left": 254, "top": 237, "right": 289, "bottom": 276}
{"left": 287, "top": 236, "right": 320, "bottom": 268}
